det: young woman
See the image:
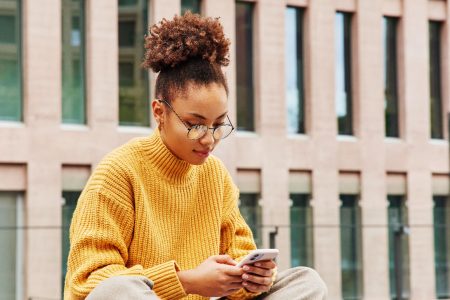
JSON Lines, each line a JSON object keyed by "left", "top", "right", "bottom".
{"left": 64, "top": 12, "right": 326, "bottom": 300}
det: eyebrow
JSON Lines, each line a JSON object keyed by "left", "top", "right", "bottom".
{"left": 187, "top": 112, "right": 228, "bottom": 121}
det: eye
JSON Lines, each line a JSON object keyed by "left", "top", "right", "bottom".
{"left": 214, "top": 122, "right": 226, "bottom": 127}
{"left": 186, "top": 121, "right": 197, "bottom": 127}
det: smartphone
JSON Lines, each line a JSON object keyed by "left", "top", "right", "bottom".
{"left": 236, "top": 248, "right": 279, "bottom": 267}
{"left": 210, "top": 249, "right": 279, "bottom": 300}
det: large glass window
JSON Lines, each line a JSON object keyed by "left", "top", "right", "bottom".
{"left": 335, "top": 12, "right": 353, "bottom": 136}
{"left": 239, "top": 193, "right": 262, "bottom": 247}
{"left": 340, "top": 195, "right": 363, "bottom": 300}
{"left": 0, "top": 0, "right": 22, "bottom": 122}
{"left": 236, "top": 1, "right": 254, "bottom": 131}
{"left": 290, "top": 193, "right": 313, "bottom": 267}
{"left": 181, "top": 0, "right": 201, "bottom": 15}
{"left": 62, "top": 0, "right": 86, "bottom": 124}
{"left": 285, "top": 7, "right": 305, "bottom": 134}
{"left": 430, "top": 21, "right": 443, "bottom": 139}
{"left": 383, "top": 17, "right": 400, "bottom": 138}
{"left": 61, "top": 191, "right": 80, "bottom": 293}
{"left": 118, "top": 0, "right": 150, "bottom": 126}
{"left": 388, "top": 195, "right": 410, "bottom": 300}
{"left": 434, "top": 196, "right": 450, "bottom": 299}
{"left": 0, "top": 192, "right": 23, "bottom": 300}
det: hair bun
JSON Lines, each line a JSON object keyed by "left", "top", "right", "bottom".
{"left": 142, "top": 12, "right": 230, "bottom": 73}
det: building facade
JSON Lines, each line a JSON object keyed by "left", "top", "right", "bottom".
{"left": 0, "top": 0, "right": 449, "bottom": 299}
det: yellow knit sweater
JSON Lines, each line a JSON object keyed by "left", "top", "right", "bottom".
{"left": 64, "top": 130, "right": 259, "bottom": 300}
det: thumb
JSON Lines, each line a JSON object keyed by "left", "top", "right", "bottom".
{"left": 212, "top": 255, "right": 237, "bottom": 266}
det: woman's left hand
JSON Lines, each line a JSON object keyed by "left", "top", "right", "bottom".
{"left": 240, "top": 260, "right": 277, "bottom": 293}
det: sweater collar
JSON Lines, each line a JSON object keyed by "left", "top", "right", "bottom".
{"left": 142, "top": 130, "right": 196, "bottom": 184}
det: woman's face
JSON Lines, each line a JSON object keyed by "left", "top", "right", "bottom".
{"left": 153, "top": 82, "right": 229, "bottom": 165}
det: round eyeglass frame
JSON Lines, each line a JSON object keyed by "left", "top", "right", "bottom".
{"left": 158, "top": 99, "right": 235, "bottom": 140}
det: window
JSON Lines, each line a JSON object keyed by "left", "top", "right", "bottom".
{"left": 290, "top": 194, "right": 313, "bottom": 267}
{"left": 433, "top": 175, "right": 450, "bottom": 299}
{"left": 118, "top": 0, "right": 150, "bottom": 126}
{"left": 339, "top": 172, "right": 362, "bottom": 299}
{"left": 239, "top": 193, "right": 262, "bottom": 247}
{"left": 340, "top": 195, "right": 363, "bottom": 300}
{"left": 119, "top": 0, "right": 137, "bottom": 5}
{"left": 61, "top": 165, "right": 90, "bottom": 293}
{"left": 335, "top": 12, "right": 353, "bottom": 136}
{"left": 289, "top": 171, "right": 313, "bottom": 267}
{"left": 0, "top": 192, "right": 23, "bottom": 300}
{"left": 430, "top": 21, "right": 444, "bottom": 139}
{"left": 236, "top": 1, "right": 254, "bottom": 131}
{"left": 181, "top": 0, "right": 201, "bottom": 14}
{"left": 383, "top": 17, "right": 400, "bottom": 138}
{"left": 434, "top": 195, "right": 450, "bottom": 298}
{"left": 0, "top": 0, "right": 22, "bottom": 122}
{"left": 285, "top": 7, "right": 305, "bottom": 134}
{"left": 62, "top": 0, "right": 86, "bottom": 124}
{"left": 61, "top": 191, "right": 80, "bottom": 293}
{"left": 237, "top": 170, "right": 261, "bottom": 247}
{"left": 388, "top": 195, "right": 410, "bottom": 300}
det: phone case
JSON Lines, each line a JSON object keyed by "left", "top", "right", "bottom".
{"left": 236, "top": 249, "right": 279, "bottom": 267}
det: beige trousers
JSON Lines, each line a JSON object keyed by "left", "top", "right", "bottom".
{"left": 86, "top": 267, "right": 327, "bottom": 300}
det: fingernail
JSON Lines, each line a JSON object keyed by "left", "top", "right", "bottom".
{"left": 243, "top": 274, "right": 248, "bottom": 279}
{"left": 255, "top": 263, "right": 260, "bottom": 267}
{"left": 243, "top": 281, "right": 248, "bottom": 286}
{"left": 243, "top": 265, "right": 249, "bottom": 271}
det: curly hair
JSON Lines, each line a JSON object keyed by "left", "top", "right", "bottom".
{"left": 142, "top": 11, "right": 230, "bottom": 102}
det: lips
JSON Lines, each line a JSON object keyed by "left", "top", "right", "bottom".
{"left": 193, "top": 149, "right": 211, "bottom": 158}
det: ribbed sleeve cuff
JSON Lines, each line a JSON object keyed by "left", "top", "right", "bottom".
{"left": 227, "top": 287, "right": 262, "bottom": 300}
{"left": 143, "top": 260, "right": 187, "bottom": 300}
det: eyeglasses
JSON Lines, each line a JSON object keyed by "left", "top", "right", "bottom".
{"left": 158, "top": 99, "right": 235, "bottom": 140}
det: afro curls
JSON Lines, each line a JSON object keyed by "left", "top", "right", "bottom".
{"left": 142, "top": 11, "right": 231, "bottom": 73}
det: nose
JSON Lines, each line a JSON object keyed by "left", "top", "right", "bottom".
{"left": 198, "top": 128, "right": 215, "bottom": 147}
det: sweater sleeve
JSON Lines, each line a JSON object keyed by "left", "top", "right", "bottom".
{"left": 65, "top": 190, "right": 187, "bottom": 300}
{"left": 219, "top": 172, "right": 265, "bottom": 300}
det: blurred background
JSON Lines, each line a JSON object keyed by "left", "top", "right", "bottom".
{"left": 0, "top": 0, "right": 449, "bottom": 299}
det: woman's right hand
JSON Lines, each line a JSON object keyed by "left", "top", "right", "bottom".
{"left": 177, "top": 255, "right": 244, "bottom": 297}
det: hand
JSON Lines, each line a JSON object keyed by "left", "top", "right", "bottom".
{"left": 241, "top": 260, "right": 276, "bottom": 294}
{"left": 177, "top": 255, "right": 244, "bottom": 297}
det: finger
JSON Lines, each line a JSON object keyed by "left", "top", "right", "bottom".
{"left": 213, "top": 255, "right": 237, "bottom": 266}
{"left": 221, "top": 265, "right": 245, "bottom": 276}
{"left": 242, "top": 265, "right": 273, "bottom": 277}
{"left": 242, "top": 273, "right": 273, "bottom": 286}
{"left": 227, "top": 281, "right": 244, "bottom": 289}
{"left": 243, "top": 280, "right": 271, "bottom": 293}
{"left": 251, "top": 260, "right": 277, "bottom": 269}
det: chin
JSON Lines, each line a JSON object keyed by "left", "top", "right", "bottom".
{"left": 190, "top": 157, "right": 208, "bottom": 165}
{"left": 185, "top": 154, "right": 209, "bottom": 165}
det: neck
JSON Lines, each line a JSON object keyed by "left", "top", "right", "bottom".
{"left": 141, "top": 130, "right": 196, "bottom": 185}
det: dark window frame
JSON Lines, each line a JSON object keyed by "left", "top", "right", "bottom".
{"left": 239, "top": 192, "right": 262, "bottom": 247}
{"left": 236, "top": 1, "right": 255, "bottom": 132}
{"left": 62, "top": 0, "right": 87, "bottom": 124}
{"left": 290, "top": 193, "right": 314, "bottom": 268}
{"left": 286, "top": 6, "right": 306, "bottom": 134}
{"left": 434, "top": 195, "right": 450, "bottom": 299}
{"left": 387, "top": 195, "right": 410, "bottom": 300}
{"left": 430, "top": 21, "right": 444, "bottom": 140}
{"left": 0, "top": 0, "right": 23, "bottom": 122}
{"left": 118, "top": 0, "right": 150, "bottom": 127}
{"left": 336, "top": 12, "right": 353, "bottom": 136}
{"left": 340, "top": 194, "right": 363, "bottom": 300}
{"left": 384, "top": 17, "right": 400, "bottom": 138}
{"left": 181, "top": 0, "right": 202, "bottom": 15}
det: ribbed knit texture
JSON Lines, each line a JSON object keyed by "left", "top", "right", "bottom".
{"left": 64, "top": 130, "right": 260, "bottom": 300}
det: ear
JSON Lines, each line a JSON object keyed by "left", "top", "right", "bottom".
{"left": 152, "top": 99, "right": 165, "bottom": 126}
